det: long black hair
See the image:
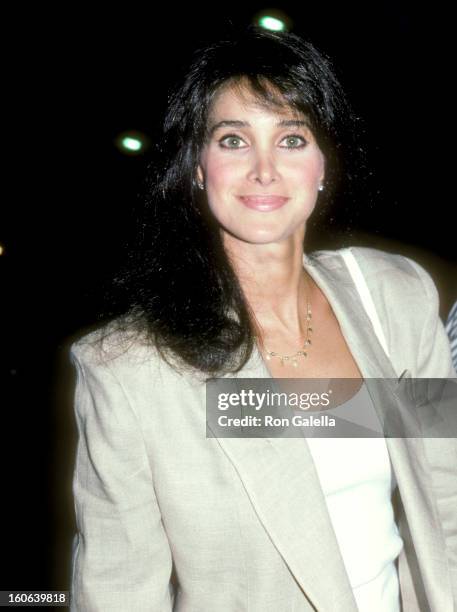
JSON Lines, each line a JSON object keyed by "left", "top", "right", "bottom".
{"left": 88, "top": 24, "right": 370, "bottom": 379}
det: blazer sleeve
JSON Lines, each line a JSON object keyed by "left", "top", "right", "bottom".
{"left": 69, "top": 341, "right": 174, "bottom": 612}
{"left": 403, "top": 257, "right": 457, "bottom": 602}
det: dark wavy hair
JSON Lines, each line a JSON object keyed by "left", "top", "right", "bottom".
{"left": 89, "top": 24, "right": 370, "bottom": 379}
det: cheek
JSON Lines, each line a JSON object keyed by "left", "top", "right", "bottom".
{"left": 206, "top": 156, "right": 238, "bottom": 189}
{"left": 292, "top": 153, "right": 325, "bottom": 184}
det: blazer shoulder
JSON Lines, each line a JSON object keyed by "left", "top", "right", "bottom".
{"left": 311, "top": 246, "right": 436, "bottom": 294}
{"left": 68, "top": 316, "right": 192, "bottom": 389}
{"left": 347, "top": 246, "right": 439, "bottom": 300}
{"left": 338, "top": 247, "right": 454, "bottom": 376}
{"left": 69, "top": 315, "right": 159, "bottom": 372}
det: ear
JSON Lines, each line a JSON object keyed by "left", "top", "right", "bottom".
{"left": 320, "top": 154, "right": 326, "bottom": 183}
{"left": 196, "top": 165, "right": 204, "bottom": 183}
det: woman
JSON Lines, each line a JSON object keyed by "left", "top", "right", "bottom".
{"left": 69, "top": 26, "right": 456, "bottom": 611}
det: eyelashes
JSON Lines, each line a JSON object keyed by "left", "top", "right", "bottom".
{"left": 218, "top": 133, "right": 309, "bottom": 150}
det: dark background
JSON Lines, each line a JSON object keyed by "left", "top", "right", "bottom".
{"left": 1, "top": 3, "right": 455, "bottom": 603}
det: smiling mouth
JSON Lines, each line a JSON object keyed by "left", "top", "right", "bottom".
{"left": 237, "top": 195, "right": 289, "bottom": 211}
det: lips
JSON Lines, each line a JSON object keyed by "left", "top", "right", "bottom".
{"left": 237, "top": 195, "right": 289, "bottom": 211}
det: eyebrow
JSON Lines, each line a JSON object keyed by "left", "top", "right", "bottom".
{"left": 208, "top": 118, "right": 310, "bottom": 136}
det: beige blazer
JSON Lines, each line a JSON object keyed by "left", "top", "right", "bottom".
{"left": 69, "top": 246, "right": 457, "bottom": 611}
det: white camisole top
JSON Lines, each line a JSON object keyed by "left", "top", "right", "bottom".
{"left": 306, "top": 381, "right": 404, "bottom": 611}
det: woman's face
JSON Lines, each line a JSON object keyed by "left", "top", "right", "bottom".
{"left": 197, "top": 84, "right": 325, "bottom": 246}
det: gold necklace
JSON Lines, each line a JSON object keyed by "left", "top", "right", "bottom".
{"left": 263, "top": 299, "right": 312, "bottom": 367}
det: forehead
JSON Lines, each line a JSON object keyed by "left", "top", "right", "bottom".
{"left": 207, "top": 81, "right": 304, "bottom": 122}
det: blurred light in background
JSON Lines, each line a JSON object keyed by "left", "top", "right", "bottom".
{"left": 114, "top": 130, "right": 150, "bottom": 156}
{"left": 258, "top": 15, "right": 285, "bottom": 31}
{"left": 122, "top": 137, "right": 142, "bottom": 152}
{"left": 254, "top": 9, "right": 292, "bottom": 32}
{"left": 0, "top": 244, "right": 4, "bottom": 256}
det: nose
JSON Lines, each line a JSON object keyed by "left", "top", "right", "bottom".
{"left": 246, "top": 149, "right": 280, "bottom": 185}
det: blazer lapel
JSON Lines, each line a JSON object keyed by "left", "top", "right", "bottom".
{"left": 207, "top": 426, "right": 359, "bottom": 610}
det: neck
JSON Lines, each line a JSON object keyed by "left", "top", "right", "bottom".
{"left": 223, "top": 235, "right": 313, "bottom": 340}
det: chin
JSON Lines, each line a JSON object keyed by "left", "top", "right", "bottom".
{"left": 225, "top": 227, "right": 290, "bottom": 245}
